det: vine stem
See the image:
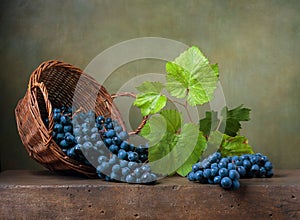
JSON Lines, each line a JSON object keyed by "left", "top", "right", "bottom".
{"left": 167, "top": 90, "right": 193, "bottom": 123}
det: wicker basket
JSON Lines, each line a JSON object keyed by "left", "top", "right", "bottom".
{"left": 15, "top": 60, "right": 147, "bottom": 178}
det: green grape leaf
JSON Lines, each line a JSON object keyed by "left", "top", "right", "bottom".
{"left": 199, "top": 105, "right": 251, "bottom": 137}
{"left": 160, "top": 109, "right": 182, "bottom": 133}
{"left": 211, "top": 63, "right": 219, "bottom": 77}
{"left": 221, "top": 105, "right": 251, "bottom": 136}
{"left": 133, "top": 81, "right": 167, "bottom": 116}
{"left": 176, "top": 130, "right": 207, "bottom": 176}
{"left": 141, "top": 110, "right": 205, "bottom": 176}
{"left": 140, "top": 115, "right": 167, "bottom": 146}
{"left": 199, "top": 111, "right": 219, "bottom": 136}
{"left": 166, "top": 46, "right": 219, "bottom": 106}
{"left": 219, "top": 134, "right": 254, "bottom": 156}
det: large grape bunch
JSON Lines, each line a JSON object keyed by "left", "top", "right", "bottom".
{"left": 44, "top": 106, "right": 157, "bottom": 184}
{"left": 187, "top": 152, "right": 274, "bottom": 190}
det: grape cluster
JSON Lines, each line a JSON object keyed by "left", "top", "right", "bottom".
{"left": 46, "top": 106, "right": 156, "bottom": 184}
{"left": 187, "top": 152, "right": 274, "bottom": 190}
{"left": 96, "top": 154, "right": 157, "bottom": 184}
{"left": 50, "top": 107, "right": 91, "bottom": 165}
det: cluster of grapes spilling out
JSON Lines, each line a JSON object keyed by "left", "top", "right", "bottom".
{"left": 187, "top": 152, "right": 274, "bottom": 190}
{"left": 45, "top": 106, "right": 157, "bottom": 184}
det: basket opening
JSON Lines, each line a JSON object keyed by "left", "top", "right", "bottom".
{"left": 35, "top": 65, "right": 126, "bottom": 130}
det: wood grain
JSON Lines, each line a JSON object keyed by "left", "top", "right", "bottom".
{"left": 0, "top": 170, "right": 299, "bottom": 219}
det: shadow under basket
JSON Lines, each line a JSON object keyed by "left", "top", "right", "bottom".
{"left": 15, "top": 60, "right": 146, "bottom": 178}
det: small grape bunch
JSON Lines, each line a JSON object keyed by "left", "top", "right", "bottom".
{"left": 187, "top": 152, "right": 274, "bottom": 190}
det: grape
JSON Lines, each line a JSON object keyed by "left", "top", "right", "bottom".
{"left": 108, "top": 144, "right": 119, "bottom": 154}
{"left": 229, "top": 170, "right": 240, "bottom": 180}
{"left": 221, "top": 177, "right": 232, "bottom": 189}
{"left": 227, "top": 163, "right": 236, "bottom": 170}
{"left": 104, "top": 130, "right": 116, "bottom": 138}
{"left": 219, "top": 168, "right": 228, "bottom": 178}
{"left": 118, "top": 149, "right": 127, "bottom": 160}
{"left": 243, "top": 159, "right": 251, "bottom": 170}
{"left": 134, "top": 167, "right": 143, "bottom": 177}
{"left": 213, "top": 176, "right": 221, "bottom": 184}
{"left": 210, "top": 166, "right": 219, "bottom": 176}
{"left": 118, "top": 131, "right": 129, "bottom": 141}
{"left": 112, "top": 164, "right": 121, "bottom": 173}
{"left": 232, "top": 179, "right": 240, "bottom": 190}
{"left": 128, "top": 151, "right": 139, "bottom": 162}
{"left": 192, "top": 163, "right": 200, "bottom": 172}
{"left": 119, "top": 160, "right": 128, "bottom": 168}
{"left": 187, "top": 151, "right": 274, "bottom": 190}
{"left": 251, "top": 164, "right": 260, "bottom": 174}
{"left": 125, "top": 174, "right": 136, "bottom": 183}
{"left": 264, "top": 161, "right": 273, "bottom": 171}
{"left": 54, "top": 124, "right": 63, "bottom": 132}
{"left": 203, "top": 169, "right": 211, "bottom": 178}
{"left": 237, "top": 166, "right": 246, "bottom": 177}
{"left": 187, "top": 172, "right": 196, "bottom": 181}
{"left": 122, "top": 167, "right": 131, "bottom": 176}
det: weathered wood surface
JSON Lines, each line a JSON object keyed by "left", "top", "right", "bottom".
{"left": 0, "top": 170, "right": 299, "bottom": 220}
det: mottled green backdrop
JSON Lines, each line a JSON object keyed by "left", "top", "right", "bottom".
{"left": 1, "top": 0, "right": 299, "bottom": 171}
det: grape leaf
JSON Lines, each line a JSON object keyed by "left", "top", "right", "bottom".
{"left": 133, "top": 81, "right": 167, "bottom": 116}
{"left": 160, "top": 109, "right": 182, "bottom": 133}
{"left": 140, "top": 109, "right": 181, "bottom": 146}
{"left": 165, "top": 46, "right": 219, "bottom": 106}
{"left": 221, "top": 105, "right": 251, "bottom": 136}
{"left": 219, "top": 134, "right": 254, "bottom": 156}
{"left": 211, "top": 63, "right": 219, "bottom": 77}
{"left": 176, "top": 130, "right": 207, "bottom": 176}
{"left": 139, "top": 115, "right": 167, "bottom": 146}
{"left": 199, "top": 111, "right": 219, "bottom": 136}
{"left": 141, "top": 110, "right": 205, "bottom": 176}
{"left": 199, "top": 105, "right": 251, "bottom": 137}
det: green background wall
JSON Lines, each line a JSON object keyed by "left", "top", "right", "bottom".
{"left": 1, "top": 0, "right": 299, "bottom": 171}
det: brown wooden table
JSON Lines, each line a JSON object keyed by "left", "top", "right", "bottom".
{"left": 0, "top": 169, "right": 299, "bottom": 219}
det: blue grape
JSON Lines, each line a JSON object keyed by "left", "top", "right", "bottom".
{"left": 221, "top": 177, "right": 232, "bottom": 189}
{"left": 119, "top": 160, "right": 128, "bottom": 168}
{"left": 213, "top": 176, "right": 221, "bottom": 184}
{"left": 219, "top": 168, "right": 229, "bottom": 178}
{"left": 264, "top": 161, "right": 273, "bottom": 171}
{"left": 134, "top": 167, "right": 143, "bottom": 177}
{"left": 118, "top": 131, "right": 129, "bottom": 141}
{"left": 112, "top": 164, "right": 121, "bottom": 174}
{"left": 104, "top": 130, "right": 116, "bottom": 138}
{"left": 126, "top": 174, "right": 136, "bottom": 183}
{"left": 127, "top": 151, "right": 139, "bottom": 162}
{"left": 187, "top": 172, "right": 196, "bottom": 181}
{"left": 104, "top": 138, "right": 112, "bottom": 146}
{"left": 194, "top": 170, "right": 203, "bottom": 181}
{"left": 122, "top": 167, "right": 131, "bottom": 176}
{"left": 120, "top": 141, "right": 129, "bottom": 150}
{"left": 118, "top": 149, "right": 127, "bottom": 159}
{"left": 227, "top": 163, "right": 236, "bottom": 170}
{"left": 229, "top": 170, "right": 240, "bottom": 180}
{"left": 54, "top": 124, "right": 63, "bottom": 132}
{"left": 203, "top": 169, "right": 211, "bottom": 178}
{"left": 210, "top": 166, "right": 219, "bottom": 176}
{"left": 237, "top": 166, "right": 246, "bottom": 177}
{"left": 232, "top": 179, "right": 240, "bottom": 190}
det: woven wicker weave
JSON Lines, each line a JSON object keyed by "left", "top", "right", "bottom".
{"left": 15, "top": 60, "right": 147, "bottom": 177}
